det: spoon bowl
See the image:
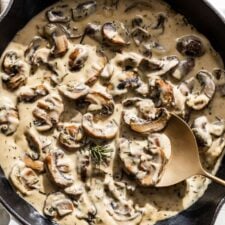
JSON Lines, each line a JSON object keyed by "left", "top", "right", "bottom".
{"left": 156, "top": 113, "right": 225, "bottom": 187}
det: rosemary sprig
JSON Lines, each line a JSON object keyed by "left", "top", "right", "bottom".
{"left": 89, "top": 144, "right": 113, "bottom": 165}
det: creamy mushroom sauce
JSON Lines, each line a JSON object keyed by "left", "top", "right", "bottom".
{"left": 0, "top": 0, "right": 225, "bottom": 225}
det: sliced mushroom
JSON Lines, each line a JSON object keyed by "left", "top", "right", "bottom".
{"left": 139, "top": 41, "right": 166, "bottom": 57}
{"left": 24, "top": 155, "right": 44, "bottom": 173}
{"left": 172, "top": 58, "right": 195, "bottom": 80}
{"left": 82, "top": 113, "right": 118, "bottom": 139}
{"left": 0, "top": 96, "right": 19, "bottom": 136}
{"left": 18, "top": 83, "right": 49, "bottom": 102}
{"left": 68, "top": 45, "right": 89, "bottom": 71}
{"left": 42, "top": 23, "right": 68, "bottom": 57}
{"left": 149, "top": 79, "right": 174, "bottom": 107}
{"left": 84, "top": 22, "right": 103, "bottom": 43}
{"left": 58, "top": 122, "right": 84, "bottom": 150}
{"left": 44, "top": 192, "right": 74, "bottom": 217}
{"left": 131, "top": 27, "right": 150, "bottom": 46}
{"left": 72, "top": 0, "right": 97, "bottom": 21}
{"left": 24, "top": 128, "right": 52, "bottom": 159}
{"left": 86, "top": 90, "right": 115, "bottom": 116}
{"left": 33, "top": 94, "right": 64, "bottom": 132}
{"left": 103, "top": 176, "right": 142, "bottom": 222}
{"left": 45, "top": 150, "right": 74, "bottom": 188}
{"left": 2, "top": 51, "right": 28, "bottom": 90}
{"left": 24, "top": 36, "right": 48, "bottom": 66}
{"left": 58, "top": 81, "right": 90, "bottom": 100}
{"left": 186, "top": 70, "right": 215, "bottom": 110}
{"left": 124, "top": 0, "right": 152, "bottom": 12}
{"left": 125, "top": 108, "right": 170, "bottom": 133}
{"left": 138, "top": 56, "right": 179, "bottom": 77}
{"left": 119, "top": 133, "right": 170, "bottom": 186}
{"left": 46, "top": 7, "right": 71, "bottom": 23}
{"left": 192, "top": 116, "right": 225, "bottom": 148}
{"left": 176, "top": 35, "right": 205, "bottom": 57}
{"left": 123, "top": 98, "right": 170, "bottom": 133}
{"left": 64, "top": 183, "right": 84, "bottom": 198}
{"left": 102, "top": 21, "right": 130, "bottom": 46}
{"left": 25, "top": 129, "right": 43, "bottom": 159}
{"left": 10, "top": 162, "right": 39, "bottom": 195}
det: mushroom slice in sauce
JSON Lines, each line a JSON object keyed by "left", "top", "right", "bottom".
{"left": 82, "top": 113, "right": 118, "bottom": 139}
{"left": 172, "top": 58, "right": 195, "bottom": 80}
{"left": 86, "top": 90, "right": 115, "bottom": 116}
{"left": 58, "top": 81, "right": 90, "bottom": 100}
{"left": 131, "top": 27, "right": 150, "bottom": 46}
{"left": 103, "top": 175, "right": 142, "bottom": 223}
{"left": 23, "top": 155, "right": 45, "bottom": 173}
{"left": 127, "top": 108, "right": 170, "bottom": 133}
{"left": 44, "top": 192, "right": 74, "bottom": 217}
{"left": 45, "top": 150, "right": 74, "bottom": 188}
{"left": 33, "top": 94, "right": 64, "bottom": 132}
{"left": 186, "top": 70, "right": 216, "bottom": 110}
{"left": 192, "top": 116, "right": 225, "bottom": 148}
{"left": 102, "top": 21, "right": 130, "bottom": 46}
{"left": 176, "top": 35, "right": 205, "bottom": 57}
{"left": 10, "top": 162, "right": 40, "bottom": 196}
{"left": 2, "top": 51, "right": 29, "bottom": 90}
{"left": 46, "top": 7, "right": 71, "bottom": 23}
{"left": 24, "top": 36, "right": 48, "bottom": 66}
{"left": 18, "top": 83, "right": 49, "bottom": 102}
{"left": 119, "top": 133, "right": 171, "bottom": 186}
{"left": 123, "top": 98, "right": 170, "bottom": 133}
{"left": 42, "top": 23, "right": 69, "bottom": 57}
{"left": 58, "top": 122, "right": 84, "bottom": 150}
{"left": 0, "top": 96, "right": 19, "bottom": 136}
{"left": 68, "top": 45, "right": 89, "bottom": 71}
{"left": 72, "top": 0, "right": 97, "bottom": 21}
{"left": 149, "top": 79, "right": 174, "bottom": 107}
{"left": 138, "top": 56, "right": 179, "bottom": 77}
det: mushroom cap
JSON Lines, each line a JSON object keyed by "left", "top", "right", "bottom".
{"left": 176, "top": 35, "right": 205, "bottom": 57}
{"left": 45, "top": 150, "right": 74, "bottom": 188}
{"left": 46, "top": 8, "right": 71, "bottom": 23}
{"left": 44, "top": 192, "right": 74, "bottom": 217}
{"left": 58, "top": 81, "right": 90, "bottom": 100}
{"left": 82, "top": 113, "right": 118, "bottom": 139}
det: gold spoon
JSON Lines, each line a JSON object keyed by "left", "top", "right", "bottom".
{"left": 156, "top": 113, "right": 225, "bottom": 187}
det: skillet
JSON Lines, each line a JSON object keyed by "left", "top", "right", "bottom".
{"left": 0, "top": 0, "right": 225, "bottom": 224}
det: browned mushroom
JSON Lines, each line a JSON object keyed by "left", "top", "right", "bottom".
{"left": 44, "top": 192, "right": 74, "bottom": 217}
{"left": 33, "top": 94, "right": 64, "bottom": 132}
{"left": 58, "top": 81, "right": 90, "bottom": 100}
{"left": 82, "top": 113, "right": 118, "bottom": 139}
{"left": 10, "top": 162, "right": 40, "bottom": 195}
{"left": 45, "top": 150, "right": 74, "bottom": 188}
{"left": 2, "top": 51, "right": 29, "bottom": 90}
{"left": 0, "top": 96, "right": 19, "bottom": 136}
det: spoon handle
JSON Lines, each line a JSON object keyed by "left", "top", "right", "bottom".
{"left": 202, "top": 170, "right": 225, "bottom": 187}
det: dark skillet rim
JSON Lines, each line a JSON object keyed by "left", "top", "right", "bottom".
{"left": 0, "top": 0, "right": 14, "bottom": 22}
{"left": 0, "top": 0, "right": 225, "bottom": 225}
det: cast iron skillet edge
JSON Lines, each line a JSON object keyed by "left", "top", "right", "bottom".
{"left": 0, "top": 0, "right": 225, "bottom": 225}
